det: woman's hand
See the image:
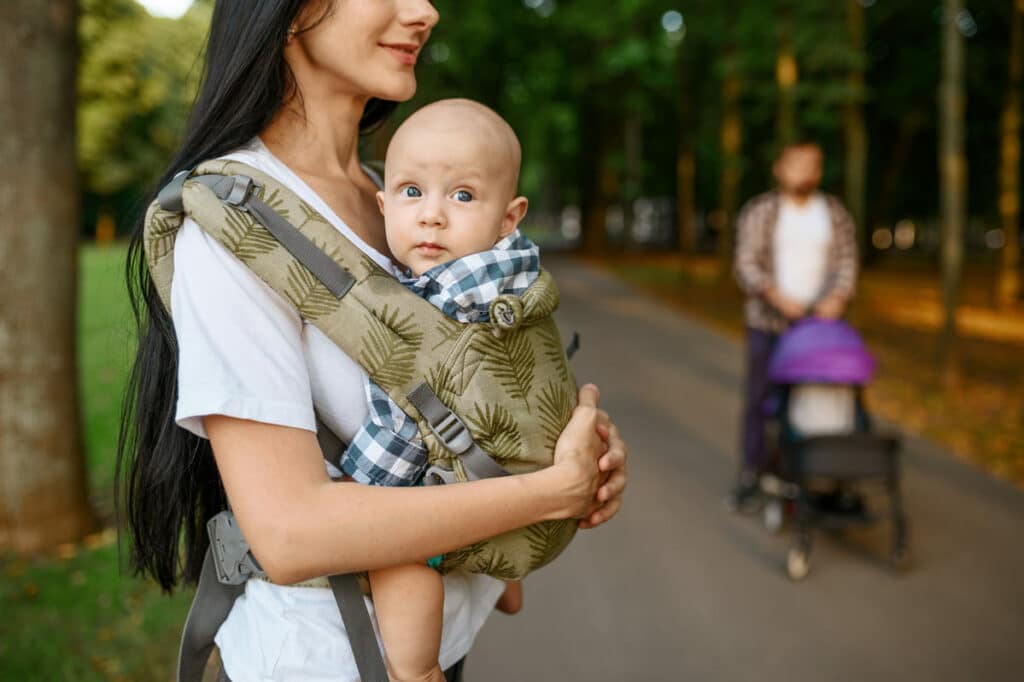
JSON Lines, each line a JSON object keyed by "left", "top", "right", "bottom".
{"left": 549, "top": 384, "right": 605, "bottom": 519}
{"left": 548, "top": 384, "right": 627, "bottom": 526}
{"left": 580, "top": 402, "right": 627, "bottom": 530}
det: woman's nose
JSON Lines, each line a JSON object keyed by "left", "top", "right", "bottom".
{"left": 399, "top": 0, "right": 440, "bottom": 32}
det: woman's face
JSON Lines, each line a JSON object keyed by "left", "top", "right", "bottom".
{"left": 291, "top": 0, "right": 439, "bottom": 103}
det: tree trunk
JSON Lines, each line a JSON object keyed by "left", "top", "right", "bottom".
{"left": 998, "top": 0, "right": 1024, "bottom": 308}
{"left": 719, "top": 59, "right": 743, "bottom": 268}
{"left": 844, "top": 0, "right": 868, "bottom": 251}
{"left": 623, "top": 113, "right": 642, "bottom": 247}
{"left": 0, "top": 0, "right": 96, "bottom": 552}
{"left": 677, "top": 146, "right": 697, "bottom": 253}
{"left": 775, "top": 5, "right": 798, "bottom": 146}
{"left": 579, "top": 101, "right": 608, "bottom": 255}
{"left": 676, "top": 41, "right": 697, "bottom": 253}
{"left": 939, "top": 0, "right": 967, "bottom": 374}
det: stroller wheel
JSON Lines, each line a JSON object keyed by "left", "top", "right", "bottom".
{"left": 786, "top": 547, "right": 811, "bottom": 581}
{"left": 889, "top": 546, "right": 911, "bottom": 572}
{"left": 763, "top": 499, "right": 784, "bottom": 534}
{"left": 889, "top": 519, "right": 911, "bottom": 572}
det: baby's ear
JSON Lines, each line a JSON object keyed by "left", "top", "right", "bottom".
{"left": 376, "top": 191, "right": 385, "bottom": 215}
{"left": 501, "top": 196, "right": 529, "bottom": 237}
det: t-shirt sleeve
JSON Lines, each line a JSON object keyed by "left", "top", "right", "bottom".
{"left": 170, "top": 217, "right": 317, "bottom": 439}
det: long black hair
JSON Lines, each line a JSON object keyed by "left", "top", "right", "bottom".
{"left": 117, "top": 0, "right": 398, "bottom": 591}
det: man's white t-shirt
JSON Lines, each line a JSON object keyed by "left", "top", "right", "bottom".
{"left": 773, "top": 193, "right": 833, "bottom": 307}
{"left": 171, "top": 137, "right": 504, "bottom": 681}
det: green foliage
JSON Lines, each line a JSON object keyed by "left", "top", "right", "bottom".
{"left": 79, "top": 0, "right": 1016, "bottom": 246}
{"left": 472, "top": 549, "right": 520, "bottom": 581}
{"left": 284, "top": 261, "right": 337, "bottom": 321}
{"left": 536, "top": 323, "right": 570, "bottom": 384}
{"left": 471, "top": 330, "right": 535, "bottom": 406}
{"left": 463, "top": 403, "right": 523, "bottom": 466}
{"left": 535, "top": 380, "right": 575, "bottom": 453}
{"left": 524, "top": 519, "right": 575, "bottom": 572}
{"left": 359, "top": 305, "right": 424, "bottom": 390}
{"left": 78, "top": 0, "right": 210, "bottom": 228}
{"left": 221, "top": 206, "right": 277, "bottom": 263}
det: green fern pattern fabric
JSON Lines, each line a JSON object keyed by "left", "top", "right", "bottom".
{"left": 144, "top": 160, "right": 578, "bottom": 580}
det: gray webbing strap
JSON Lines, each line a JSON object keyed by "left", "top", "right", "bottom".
{"left": 177, "top": 548, "right": 245, "bottom": 682}
{"left": 565, "top": 331, "right": 580, "bottom": 360}
{"left": 329, "top": 574, "right": 390, "bottom": 682}
{"left": 316, "top": 414, "right": 346, "bottom": 471}
{"left": 192, "top": 174, "right": 357, "bottom": 299}
{"left": 407, "top": 382, "right": 510, "bottom": 482}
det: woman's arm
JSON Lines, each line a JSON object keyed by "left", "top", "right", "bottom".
{"left": 206, "top": 385, "right": 612, "bottom": 585}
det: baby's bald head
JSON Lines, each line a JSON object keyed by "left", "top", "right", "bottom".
{"left": 386, "top": 98, "right": 522, "bottom": 198}
{"left": 378, "top": 99, "right": 530, "bottom": 276}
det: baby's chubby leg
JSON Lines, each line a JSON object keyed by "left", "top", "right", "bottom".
{"left": 369, "top": 563, "right": 445, "bottom": 682}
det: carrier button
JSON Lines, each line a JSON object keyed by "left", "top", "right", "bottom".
{"left": 489, "top": 295, "right": 524, "bottom": 332}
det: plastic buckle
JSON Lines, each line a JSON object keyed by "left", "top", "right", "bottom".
{"left": 207, "top": 511, "right": 261, "bottom": 585}
{"left": 156, "top": 169, "right": 192, "bottom": 212}
{"left": 422, "top": 464, "right": 460, "bottom": 486}
{"left": 429, "top": 411, "right": 473, "bottom": 455}
{"left": 224, "top": 175, "right": 257, "bottom": 209}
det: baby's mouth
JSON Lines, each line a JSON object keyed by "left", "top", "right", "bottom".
{"left": 415, "top": 242, "right": 446, "bottom": 255}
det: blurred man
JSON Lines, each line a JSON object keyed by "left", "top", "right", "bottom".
{"left": 727, "top": 141, "right": 858, "bottom": 511}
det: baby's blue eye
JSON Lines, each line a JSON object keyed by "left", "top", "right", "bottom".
{"left": 401, "top": 186, "right": 422, "bottom": 198}
{"left": 454, "top": 190, "right": 473, "bottom": 202}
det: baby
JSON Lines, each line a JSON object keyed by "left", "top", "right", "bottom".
{"left": 340, "top": 98, "right": 534, "bottom": 682}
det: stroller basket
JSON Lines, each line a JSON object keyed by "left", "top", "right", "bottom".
{"left": 792, "top": 433, "right": 900, "bottom": 479}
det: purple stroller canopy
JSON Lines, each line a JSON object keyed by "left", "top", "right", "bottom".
{"left": 767, "top": 318, "right": 876, "bottom": 385}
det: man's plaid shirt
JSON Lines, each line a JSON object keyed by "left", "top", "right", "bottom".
{"left": 339, "top": 230, "right": 540, "bottom": 486}
{"left": 733, "top": 192, "right": 858, "bottom": 333}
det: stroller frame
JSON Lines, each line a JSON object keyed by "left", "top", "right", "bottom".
{"left": 759, "top": 389, "right": 910, "bottom": 580}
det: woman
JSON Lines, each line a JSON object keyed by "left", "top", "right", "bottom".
{"left": 118, "top": 1, "right": 628, "bottom": 680}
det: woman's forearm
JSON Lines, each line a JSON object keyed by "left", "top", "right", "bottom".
{"left": 205, "top": 414, "right": 576, "bottom": 584}
{"left": 284, "top": 471, "right": 566, "bottom": 582}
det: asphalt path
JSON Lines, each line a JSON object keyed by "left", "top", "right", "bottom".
{"left": 465, "top": 256, "right": 1024, "bottom": 682}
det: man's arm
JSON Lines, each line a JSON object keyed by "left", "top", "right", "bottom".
{"left": 815, "top": 198, "right": 859, "bottom": 318}
{"left": 733, "top": 195, "right": 772, "bottom": 296}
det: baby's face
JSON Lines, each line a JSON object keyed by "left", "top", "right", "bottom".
{"left": 378, "top": 110, "right": 525, "bottom": 277}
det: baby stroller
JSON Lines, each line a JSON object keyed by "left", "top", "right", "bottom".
{"left": 758, "top": 318, "right": 909, "bottom": 581}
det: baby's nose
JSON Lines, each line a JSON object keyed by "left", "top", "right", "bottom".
{"left": 418, "top": 200, "right": 446, "bottom": 227}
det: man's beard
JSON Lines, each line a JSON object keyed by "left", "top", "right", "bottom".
{"left": 788, "top": 182, "right": 817, "bottom": 198}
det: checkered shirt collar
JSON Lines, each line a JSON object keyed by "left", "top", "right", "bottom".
{"left": 399, "top": 230, "right": 540, "bottom": 323}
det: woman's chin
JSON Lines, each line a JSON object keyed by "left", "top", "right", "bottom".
{"left": 367, "top": 75, "right": 417, "bottom": 103}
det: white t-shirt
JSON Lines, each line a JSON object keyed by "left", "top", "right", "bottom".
{"left": 773, "top": 194, "right": 833, "bottom": 307}
{"left": 171, "top": 137, "right": 504, "bottom": 681}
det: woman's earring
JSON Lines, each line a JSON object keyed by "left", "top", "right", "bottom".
{"left": 286, "top": 27, "right": 297, "bottom": 44}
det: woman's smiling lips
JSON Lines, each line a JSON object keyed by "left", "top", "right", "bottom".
{"left": 380, "top": 42, "right": 420, "bottom": 66}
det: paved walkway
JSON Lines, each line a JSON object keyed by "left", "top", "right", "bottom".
{"left": 465, "top": 256, "right": 1024, "bottom": 682}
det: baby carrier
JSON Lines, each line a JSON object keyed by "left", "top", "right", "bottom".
{"left": 144, "top": 159, "right": 580, "bottom": 681}
{"left": 759, "top": 318, "right": 908, "bottom": 581}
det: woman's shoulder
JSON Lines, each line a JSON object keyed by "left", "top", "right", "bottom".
{"left": 212, "top": 137, "right": 285, "bottom": 180}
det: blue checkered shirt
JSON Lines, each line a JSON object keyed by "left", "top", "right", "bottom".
{"left": 339, "top": 230, "right": 540, "bottom": 486}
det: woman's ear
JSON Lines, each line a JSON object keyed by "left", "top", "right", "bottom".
{"left": 376, "top": 191, "right": 385, "bottom": 215}
{"left": 500, "top": 196, "right": 529, "bottom": 237}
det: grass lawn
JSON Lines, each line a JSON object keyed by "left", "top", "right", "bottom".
{"left": 598, "top": 252, "right": 1024, "bottom": 487}
{"left": 1, "top": 243, "right": 193, "bottom": 682}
